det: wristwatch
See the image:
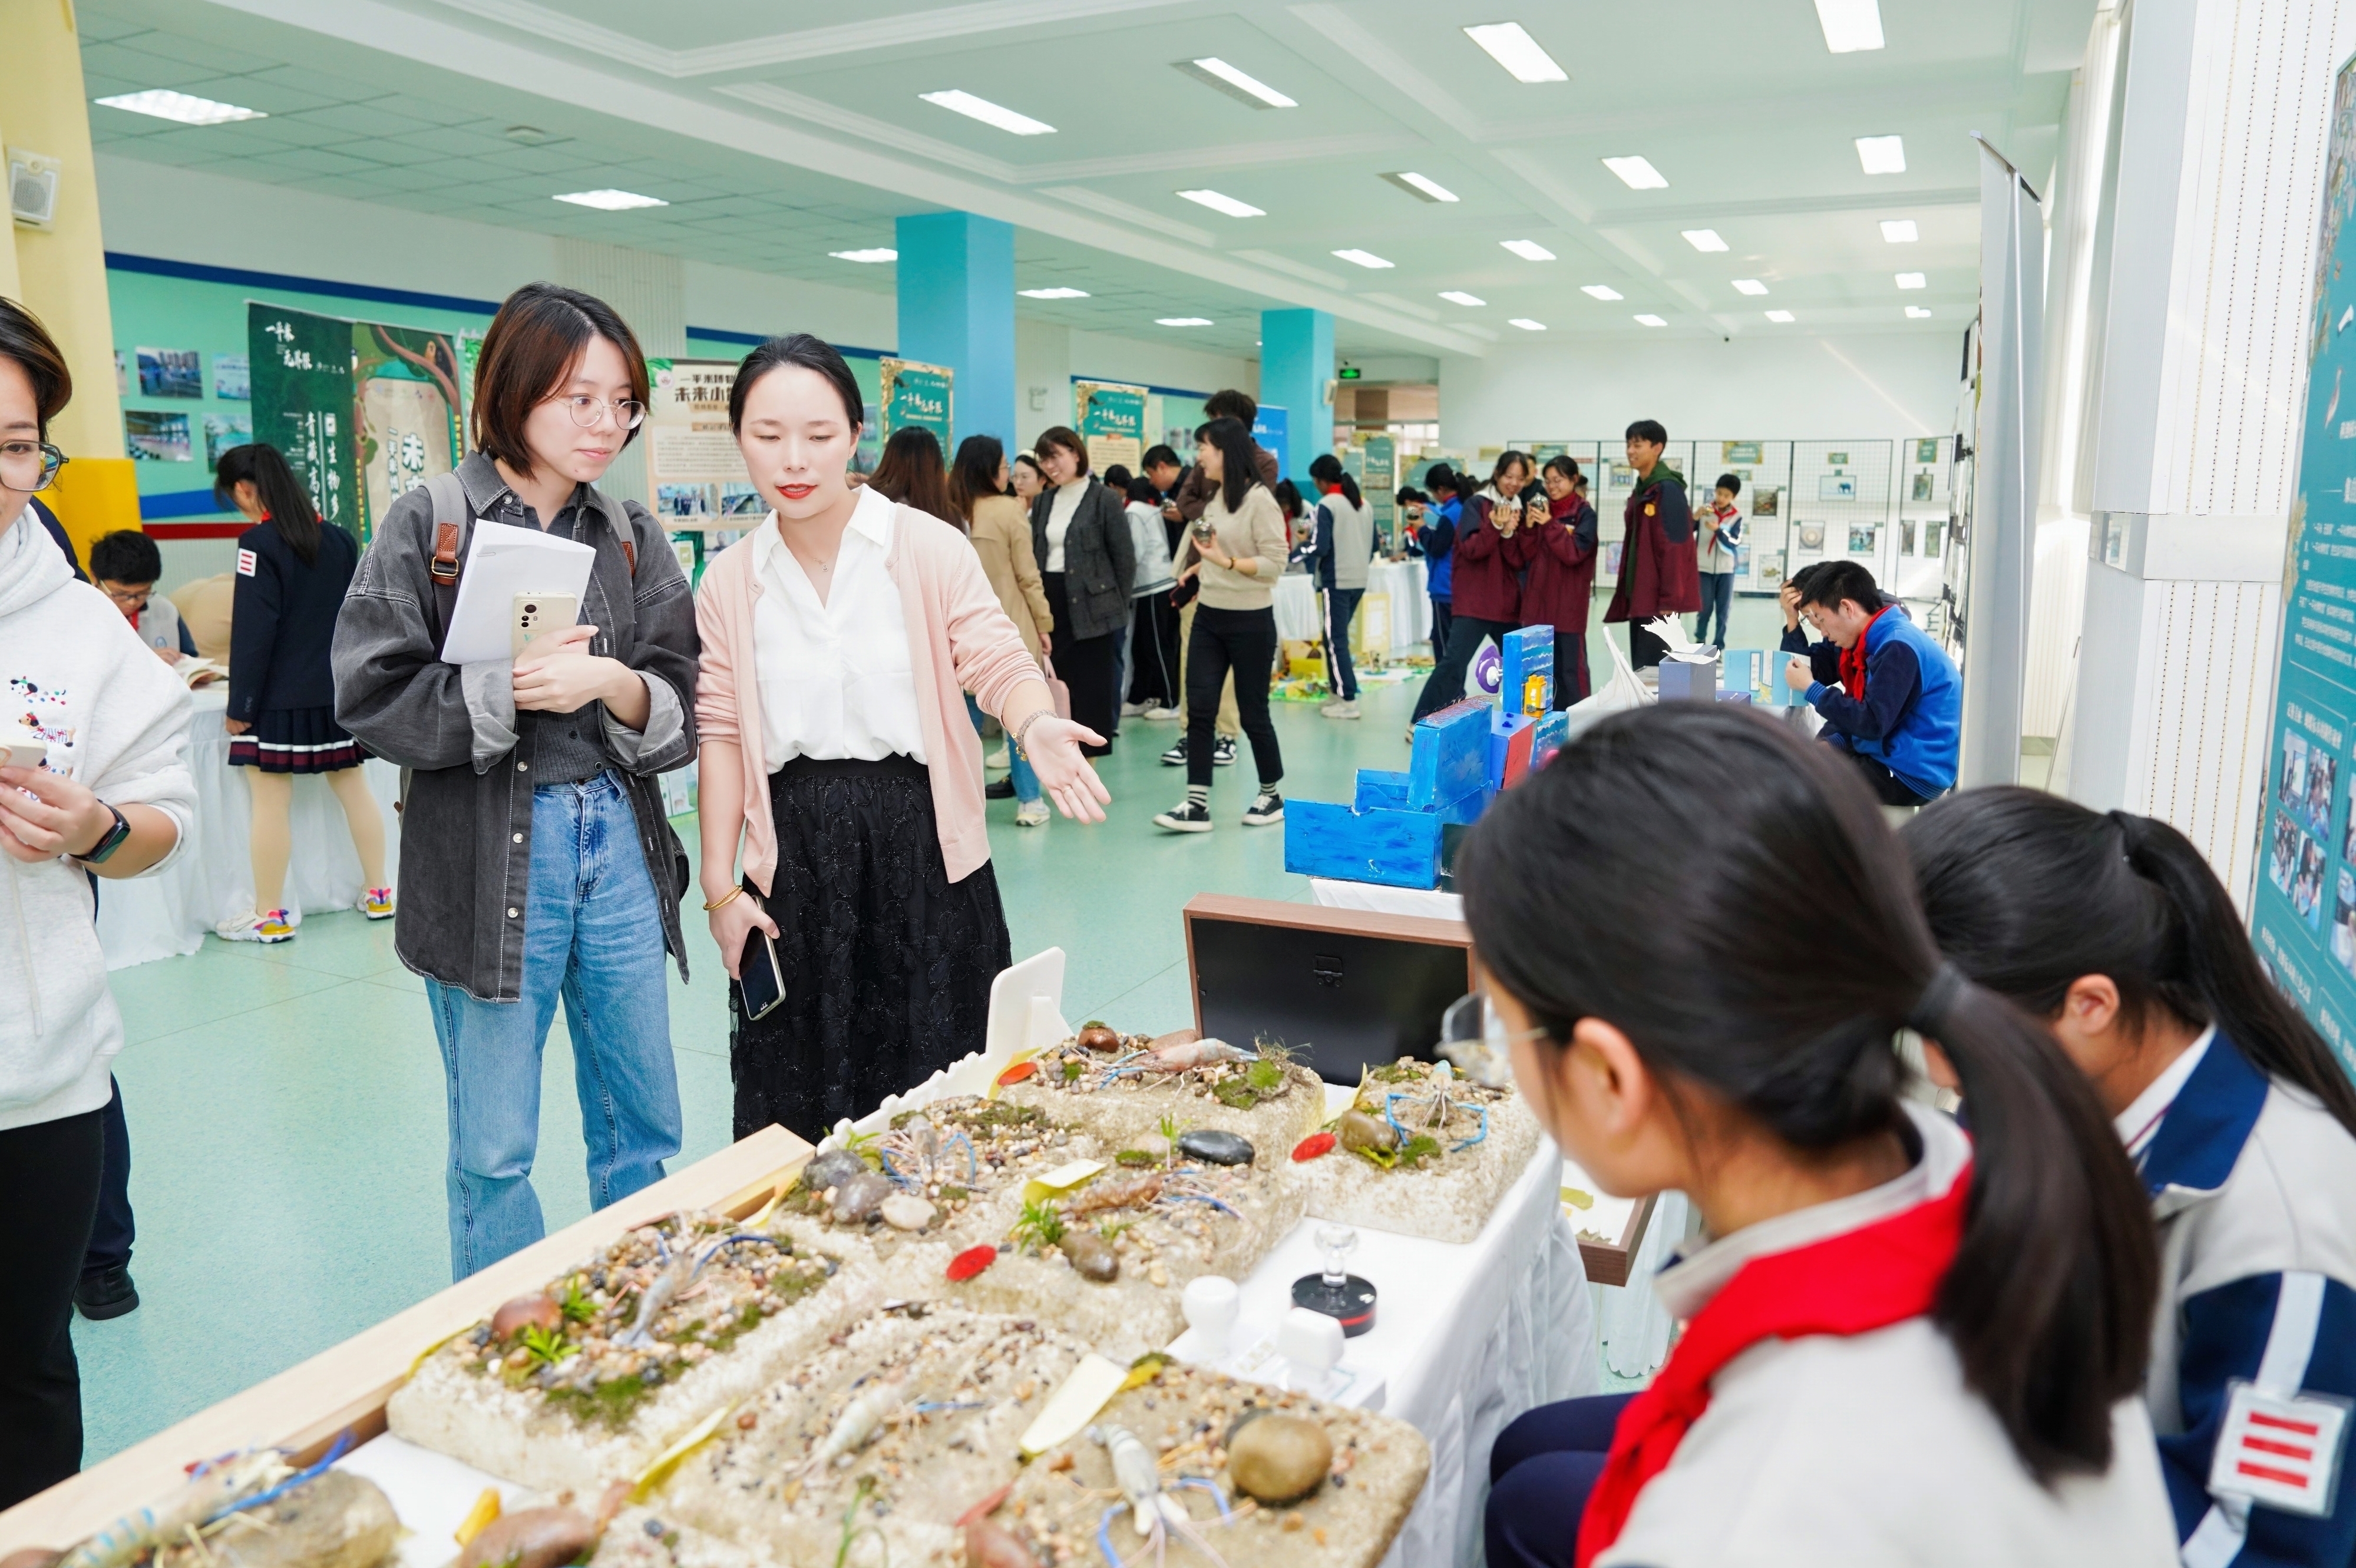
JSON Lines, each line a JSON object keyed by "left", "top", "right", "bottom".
{"left": 77, "top": 802, "right": 132, "bottom": 865}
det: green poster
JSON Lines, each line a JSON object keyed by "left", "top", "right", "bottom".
{"left": 879, "top": 357, "right": 953, "bottom": 448}
{"left": 1723, "top": 440, "right": 1763, "bottom": 465}
{"left": 250, "top": 303, "right": 358, "bottom": 538}
{"left": 1362, "top": 434, "right": 1397, "bottom": 550}
{"left": 1074, "top": 379, "right": 1147, "bottom": 474}
{"left": 352, "top": 321, "right": 464, "bottom": 544}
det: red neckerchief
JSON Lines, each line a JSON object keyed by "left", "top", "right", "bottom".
{"left": 1838, "top": 604, "right": 1893, "bottom": 702}
{"left": 1573, "top": 1161, "right": 1971, "bottom": 1567}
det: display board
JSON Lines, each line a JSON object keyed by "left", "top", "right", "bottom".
{"left": 1362, "top": 433, "right": 1398, "bottom": 550}
{"left": 1073, "top": 378, "right": 1146, "bottom": 474}
{"left": 2252, "top": 52, "right": 2356, "bottom": 1081}
{"left": 645, "top": 358, "right": 758, "bottom": 522}
{"left": 249, "top": 302, "right": 464, "bottom": 545}
{"left": 878, "top": 356, "right": 953, "bottom": 445}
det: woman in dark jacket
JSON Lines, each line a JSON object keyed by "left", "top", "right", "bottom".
{"left": 1512, "top": 455, "right": 1601, "bottom": 706}
{"left": 214, "top": 442, "right": 386, "bottom": 942}
{"left": 1029, "top": 425, "right": 1135, "bottom": 755}
{"left": 1411, "top": 451, "right": 1531, "bottom": 722}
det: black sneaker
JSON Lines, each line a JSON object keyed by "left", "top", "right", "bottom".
{"left": 1212, "top": 737, "right": 1238, "bottom": 767}
{"left": 1154, "top": 801, "right": 1214, "bottom": 833}
{"left": 1242, "top": 791, "right": 1285, "bottom": 826}
{"left": 75, "top": 1264, "right": 139, "bottom": 1321}
{"left": 984, "top": 777, "right": 1016, "bottom": 799}
{"left": 1160, "top": 739, "right": 1189, "bottom": 766}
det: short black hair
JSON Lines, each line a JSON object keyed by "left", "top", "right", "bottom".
{"left": 1797, "top": 559, "right": 1881, "bottom": 614}
{"left": 1125, "top": 474, "right": 1160, "bottom": 504}
{"left": 474, "top": 283, "right": 649, "bottom": 475}
{"left": 90, "top": 530, "right": 163, "bottom": 585}
{"left": 1102, "top": 463, "right": 1133, "bottom": 491}
{"left": 730, "top": 332, "right": 865, "bottom": 434}
{"left": 0, "top": 297, "right": 72, "bottom": 441}
{"left": 1142, "top": 444, "right": 1181, "bottom": 471}
{"left": 1625, "top": 418, "right": 1668, "bottom": 445}
{"left": 1716, "top": 472, "right": 1743, "bottom": 495}
{"left": 1204, "top": 388, "right": 1257, "bottom": 425}
{"left": 1034, "top": 425, "right": 1088, "bottom": 475}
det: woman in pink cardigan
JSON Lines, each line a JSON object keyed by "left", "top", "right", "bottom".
{"left": 695, "top": 335, "right": 1110, "bottom": 1140}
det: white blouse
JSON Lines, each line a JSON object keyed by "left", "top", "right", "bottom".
{"left": 1044, "top": 478, "right": 1086, "bottom": 571}
{"left": 751, "top": 484, "right": 927, "bottom": 765}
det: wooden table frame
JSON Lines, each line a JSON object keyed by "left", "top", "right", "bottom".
{"left": 1575, "top": 1192, "right": 1658, "bottom": 1289}
{"left": 0, "top": 1127, "right": 813, "bottom": 1553}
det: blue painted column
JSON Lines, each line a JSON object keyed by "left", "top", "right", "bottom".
{"left": 1258, "top": 307, "right": 1333, "bottom": 482}
{"left": 894, "top": 212, "right": 1016, "bottom": 449}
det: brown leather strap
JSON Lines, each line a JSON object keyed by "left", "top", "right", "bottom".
{"left": 620, "top": 534, "right": 635, "bottom": 576}
{"left": 430, "top": 520, "right": 461, "bottom": 585}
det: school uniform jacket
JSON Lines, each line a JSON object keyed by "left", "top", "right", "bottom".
{"left": 228, "top": 520, "right": 358, "bottom": 722}
{"left": 1511, "top": 495, "right": 1600, "bottom": 634}
{"left": 1448, "top": 492, "right": 1522, "bottom": 622}
{"left": 2136, "top": 1029, "right": 2356, "bottom": 1568}
{"left": 1603, "top": 468, "right": 1699, "bottom": 623}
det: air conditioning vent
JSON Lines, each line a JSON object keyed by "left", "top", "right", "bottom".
{"left": 9, "top": 151, "right": 60, "bottom": 229}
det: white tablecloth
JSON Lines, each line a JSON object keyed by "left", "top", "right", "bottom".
{"left": 1274, "top": 558, "right": 1432, "bottom": 654}
{"left": 1310, "top": 877, "right": 1465, "bottom": 921}
{"left": 97, "top": 689, "right": 402, "bottom": 969}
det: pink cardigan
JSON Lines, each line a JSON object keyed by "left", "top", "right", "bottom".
{"left": 694, "top": 502, "right": 1040, "bottom": 894}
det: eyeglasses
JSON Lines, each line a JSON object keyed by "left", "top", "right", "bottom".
{"left": 1436, "top": 991, "right": 1548, "bottom": 1087}
{"left": 100, "top": 583, "right": 154, "bottom": 613}
{"left": 0, "top": 441, "right": 68, "bottom": 493}
{"left": 549, "top": 395, "right": 646, "bottom": 431}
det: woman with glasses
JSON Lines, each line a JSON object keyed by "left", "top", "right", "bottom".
{"left": 0, "top": 296, "right": 196, "bottom": 1506}
{"left": 209, "top": 443, "right": 388, "bottom": 943}
{"left": 331, "top": 283, "right": 700, "bottom": 1279}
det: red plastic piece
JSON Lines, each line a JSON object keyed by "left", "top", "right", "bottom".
{"left": 996, "top": 1060, "right": 1039, "bottom": 1086}
{"left": 946, "top": 1245, "right": 999, "bottom": 1282}
{"left": 1291, "top": 1131, "right": 1337, "bottom": 1162}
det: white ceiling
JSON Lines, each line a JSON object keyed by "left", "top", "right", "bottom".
{"left": 77, "top": 0, "right": 2094, "bottom": 360}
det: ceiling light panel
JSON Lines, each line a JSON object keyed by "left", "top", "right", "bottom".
{"left": 1179, "top": 57, "right": 1297, "bottom": 108}
{"left": 1439, "top": 290, "right": 1486, "bottom": 306}
{"left": 1601, "top": 156, "right": 1668, "bottom": 190}
{"left": 918, "top": 90, "right": 1055, "bottom": 136}
{"left": 1634, "top": 314, "right": 1668, "bottom": 327}
{"left": 1332, "top": 249, "right": 1395, "bottom": 269}
{"left": 1581, "top": 285, "right": 1624, "bottom": 301}
{"left": 1765, "top": 309, "right": 1797, "bottom": 322}
{"left": 556, "top": 189, "right": 668, "bottom": 210}
{"left": 1683, "top": 229, "right": 1729, "bottom": 252}
{"left": 1881, "top": 219, "right": 1919, "bottom": 243}
{"left": 1896, "top": 272, "right": 1927, "bottom": 289}
{"left": 1501, "top": 239, "right": 1557, "bottom": 261}
{"left": 1156, "top": 317, "right": 1213, "bottom": 326}
{"left": 1855, "top": 134, "right": 1906, "bottom": 174}
{"left": 1732, "top": 279, "right": 1769, "bottom": 296}
{"left": 1383, "top": 171, "right": 1460, "bottom": 203}
{"left": 1462, "top": 22, "right": 1568, "bottom": 83}
{"left": 1177, "top": 188, "right": 1265, "bottom": 218}
{"left": 1019, "top": 286, "right": 1089, "bottom": 299}
{"left": 1905, "top": 306, "right": 1934, "bottom": 318}
{"left": 1813, "top": 0, "right": 1885, "bottom": 53}
{"left": 94, "top": 88, "right": 266, "bottom": 125}
{"left": 1508, "top": 318, "right": 1547, "bottom": 331}
{"left": 829, "top": 247, "right": 898, "bottom": 262}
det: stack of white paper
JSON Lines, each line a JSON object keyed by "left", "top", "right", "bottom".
{"left": 438, "top": 522, "right": 596, "bottom": 664}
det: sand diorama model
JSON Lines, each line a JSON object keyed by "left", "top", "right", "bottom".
{"left": 992, "top": 1026, "right": 1328, "bottom": 1152}
{"left": 1287, "top": 1058, "right": 1542, "bottom": 1245}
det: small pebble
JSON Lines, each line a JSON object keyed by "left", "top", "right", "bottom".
{"left": 1281, "top": 1513, "right": 1304, "bottom": 1533}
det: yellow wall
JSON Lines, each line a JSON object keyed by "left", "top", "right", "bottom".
{"left": 3, "top": 0, "right": 136, "bottom": 560}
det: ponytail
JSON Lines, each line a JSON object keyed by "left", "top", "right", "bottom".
{"left": 213, "top": 442, "right": 323, "bottom": 565}
{"left": 1460, "top": 707, "right": 2154, "bottom": 1482}
{"left": 1906, "top": 789, "right": 2356, "bottom": 1142}
{"left": 1308, "top": 452, "right": 1362, "bottom": 510}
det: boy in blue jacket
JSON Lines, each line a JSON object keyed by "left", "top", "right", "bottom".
{"left": 1779, "top": 560, "right": 1957, "bottom": 806}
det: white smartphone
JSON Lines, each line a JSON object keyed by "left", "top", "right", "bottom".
{"left": 2, "top": 740, "right": 45, "bottom": 770}
{"left": 511, "top": 591, "right": 580, "bottom": 657}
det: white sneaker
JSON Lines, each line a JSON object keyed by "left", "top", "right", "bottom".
{"left": 1142, "top": 704, "right": 1182, "bottom": 722}
{"left": 216, "top": 908, "right": 295, "bottom": 944}
{"left": 1154, "top": 801, "right": 1214, "bottom": 833}
{"left": 1122, "top": 700, "right": 1149, "bottom": 717}
{"left": 1242, "top": 791, "right": 1285, "bottom": 826}
{"left": 1015, "top": 799, "right": 1050, "bottom": 826}
{"left": 1321, "top": 700, "right": 1362, "bottom": 720}
{"left": 986, "top": 746, "right": 1010, "bottom": 770}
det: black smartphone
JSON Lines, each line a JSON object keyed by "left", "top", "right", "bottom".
{"left": 737, "top": 926, "right": 785, "bottom": 1022}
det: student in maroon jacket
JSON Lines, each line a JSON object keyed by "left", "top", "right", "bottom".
{"left": 1511, "top": 455, "right": 1600, "bottom": 706}
{"left": 1601, "top": 419, "right": 1697, "bottom": 670}
{"left": 1411, "top": 451, "right": 1532, "bottom": 723}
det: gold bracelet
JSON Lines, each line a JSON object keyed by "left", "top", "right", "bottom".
{"left": 702, "top": 885, "right": 745, "bottom": 912}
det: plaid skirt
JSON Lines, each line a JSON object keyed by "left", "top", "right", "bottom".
{"left": 227, "top": 705, "right": 364, "bottom": 773}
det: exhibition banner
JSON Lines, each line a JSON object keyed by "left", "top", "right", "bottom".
{"left": 880, "top": 357, "right": 953, "bottom": 448}
{"left": 2252, "top": 54, "right": 2356, "bottom": 1081}
{"left": 1075, "top": 379, "right": 1147, "bottom": 474}
{"left": 250, "top": 302, "right": 464, "bottom": 544}
{"left": 1362, "top": 434, "right": 1397, "bottom": 550}
{"left": 645, "top": 358, "right": 758, "bottom": 522}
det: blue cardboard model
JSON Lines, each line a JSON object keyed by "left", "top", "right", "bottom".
{"left": 1499, "top": 625, "right": 1554, "bottom": 717}
{"left": 1407, "top": 698, "right": 1489, "bottom": 808}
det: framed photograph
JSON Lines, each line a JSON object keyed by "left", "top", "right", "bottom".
{"left": 1721, "top": 441, "right": 1763, "bottom": 465}
{"left": 1902, "top": 521, "right": 1918, "bottom": 555}
{"left": 1751, "top": 486, "right": 1780, "bottom": 518}
{"left": 213, "top": 353, "right": 251, "bottom": 401}
{"left": 656, "top": 482, "right": 718, "bottom": 520}
{"left": 125, "top": 409, "right": 192, "bottom": 462}
{"left": 1922, "top": 520, "right": 1943, "bottom": 556}
{"left": 136, "top": 346, "right": 202, "bottom": 399}
{"left": 1910, "top": 472, "right": 1935, "bottom": 502}
{"left": 1818, "top": 474, "right": 1858, "bottom": 502}
{"left": 1826, "top": 451, "right": 1849, "bottom": 466}
{"left": 203, "top": 413, "right": 252, "bottom": 468}
{"left": 1796, "top": 522, "right": 1826, "bottom": 552}
{"left": 1848, "top": 525, "right": 1878, "bottom": 553}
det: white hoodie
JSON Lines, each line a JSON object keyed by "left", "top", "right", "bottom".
{"left": 0, "top": 512, "right": 195, "bottom": 1132}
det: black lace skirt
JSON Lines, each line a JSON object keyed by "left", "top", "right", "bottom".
{"left": 730, "top": 754, "right": 1011, "bottom": 1143}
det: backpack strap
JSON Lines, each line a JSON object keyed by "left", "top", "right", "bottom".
{"left": 421, "top": 469, "right": 472, "bottom": 646}
{"left": 583, "top": 483, "right": 637, "bottom": 578}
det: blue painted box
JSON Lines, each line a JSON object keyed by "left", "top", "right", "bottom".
{"left": 1409, "top": 698, "right": 1491, "bottom": 809}
{"left": 1500, "top": 624, "right": 1555, "bottom": 717}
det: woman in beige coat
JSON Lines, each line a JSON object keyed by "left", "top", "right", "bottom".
{"left": 953, "top": 435, "right": 1054, "bottom": 825}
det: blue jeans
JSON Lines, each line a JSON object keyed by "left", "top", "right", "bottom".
{"left": 424, "top": 772, "right": 682, "bottom": 1279}
{"left": 968, "top": 694, "right": 1039, "bottom": 803}
{"left": 1694, "top": 571, "right": 1734, "bottom": 648}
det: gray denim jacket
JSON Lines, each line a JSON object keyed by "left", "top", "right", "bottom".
{"left": 332, "top": 453, "right": 699, "bottom": 1002}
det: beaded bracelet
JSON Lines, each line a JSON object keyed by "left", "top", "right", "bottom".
{"left": 1010, "top": 706, "right": 1056, "bottom": 759}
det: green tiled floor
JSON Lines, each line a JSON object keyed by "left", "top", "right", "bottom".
{"left": 80, "top": 610, "right": 1784, "bottom": 1460}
